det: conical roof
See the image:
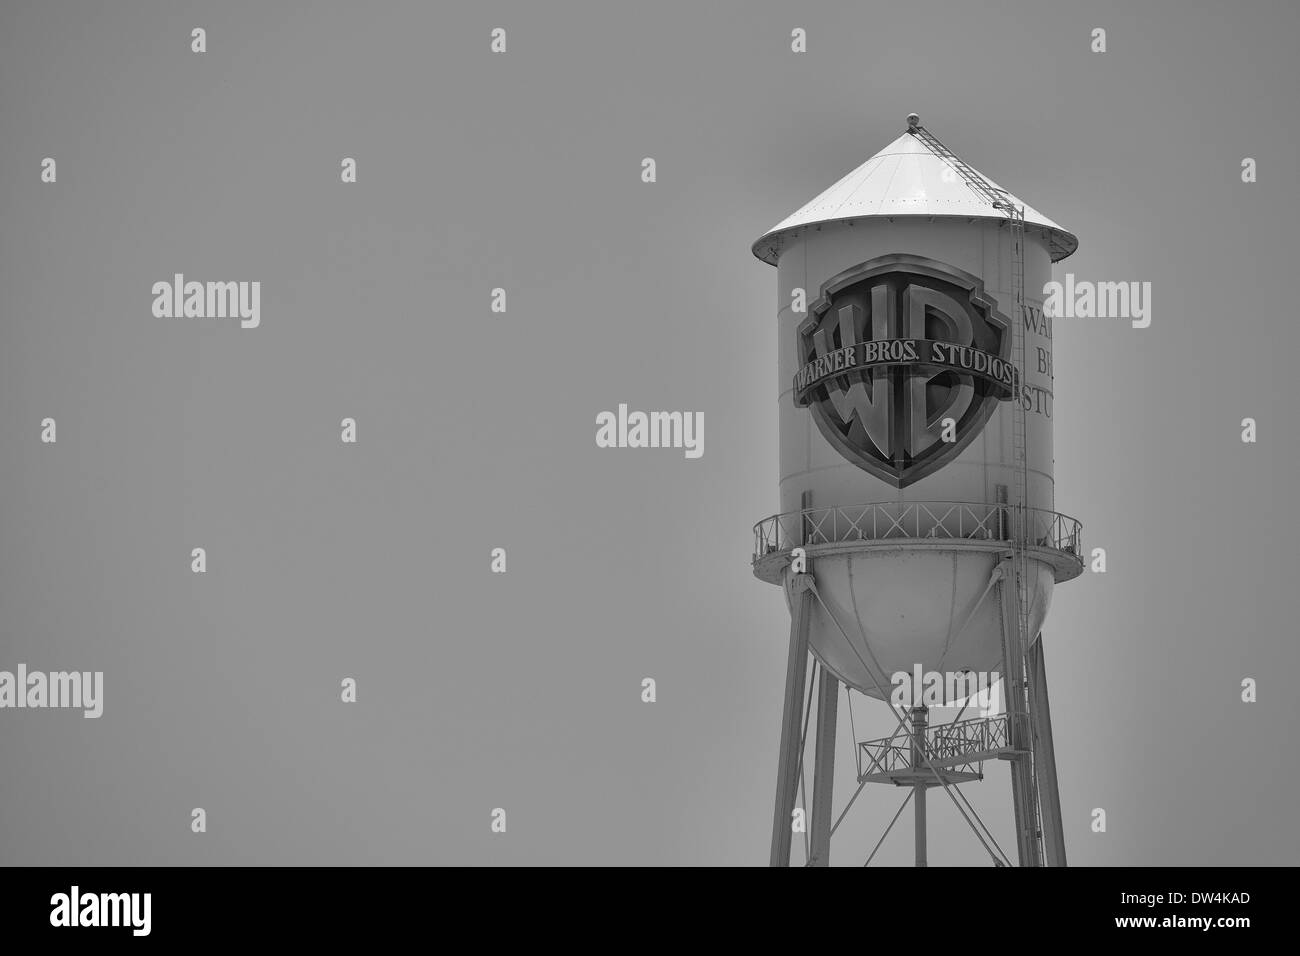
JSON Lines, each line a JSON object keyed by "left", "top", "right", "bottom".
{"left": 752, "top": 127, "right": 1078, "bottom": 265}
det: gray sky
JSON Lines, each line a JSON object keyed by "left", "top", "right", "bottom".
{"left": 1, "top": 0, "right": 1296, "bottom": 865}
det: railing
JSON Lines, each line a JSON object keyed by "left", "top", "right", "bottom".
{"left": 859, "top": 734, "right": 984, "bottom": 780}
{"left": 859, "top": 738, "right": 918, "bottom": 778}
{"left": 858, "top": 714, "right": 1027, "bottom": 781}
{"left": 928, "top": 713, "right": 1025, "bottom": 764}
{"left": 752, "top": 501, "right": 1081, "bottom": 563}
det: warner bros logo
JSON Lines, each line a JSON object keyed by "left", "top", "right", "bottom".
{"left": 794, "top": 254, "right": 1016, "bottom": 488}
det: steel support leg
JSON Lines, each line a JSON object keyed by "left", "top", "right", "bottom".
{"left": 808, "top": 665, "right": 839, "bottom": 867}
{"left": 997, "top": 559, "right": 1042, "bottom": 867}
{"left": 770, "top": 573, "right": 813, "bottom": 867}
{"left": 912, "top": 706, "right": 928, "bottom": 867}
{"left": 1029, "top": 635, "right": 1067, "bottom": 866}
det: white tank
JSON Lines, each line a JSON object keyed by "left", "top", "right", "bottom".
{"left": 752, "top": 124, "right": 1083, "bottom": 701}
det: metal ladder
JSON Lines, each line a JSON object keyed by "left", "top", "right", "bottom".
{"left": 906, "top": 123, "right": 1014, "bottom": 211}
{"left": 907, "top": 118, "right": 1043, "bottom": 864}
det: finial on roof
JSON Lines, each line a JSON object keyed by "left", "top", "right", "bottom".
{"left": 906, "top": 113, "right": 920, "bottom": 129}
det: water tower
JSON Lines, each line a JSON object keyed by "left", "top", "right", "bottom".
{"left": 752, "top": 115, "right": 1084, "bottom": 867}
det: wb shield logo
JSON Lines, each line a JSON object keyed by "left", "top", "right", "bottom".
{"left": 794, "top": 254, "right": 1016, "bottom": 488}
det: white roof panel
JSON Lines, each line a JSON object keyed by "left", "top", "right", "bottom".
{"left": 753, "top": 130, "right": 1078, "bottom": 264}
